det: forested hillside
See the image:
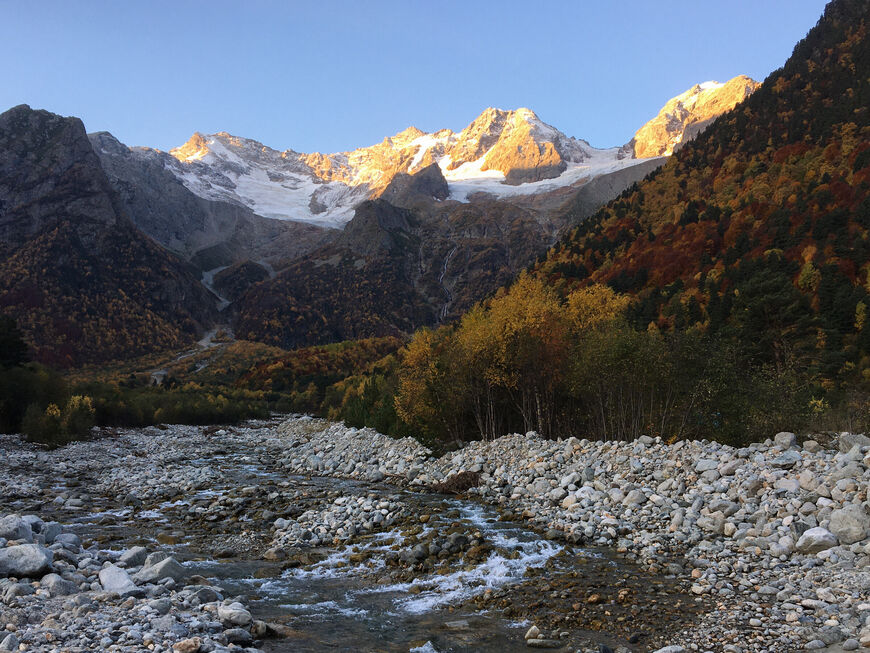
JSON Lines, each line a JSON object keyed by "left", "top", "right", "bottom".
{"left": 537, "top": 0, "right": 869, "bottom": 387}
{"left": 338, "top": 0, "right": 870, "bottom": 448}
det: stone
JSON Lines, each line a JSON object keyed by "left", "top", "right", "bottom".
{"left": 133, "top": 556, "right": 186, "bottom": 584}
{"left": 0, "top": 543, "right": 53, "bottom": 577}
{"left": 838, "top": 433, "right": 870, "bottom": 453}
{"left": 526, "top": 639, "right": 562, "bottom": 649}
{"left": 524, "top": 625, "right": 540, "bottom": 640}
{"left": 0, "top": 633, "right": 19, "bottom": 652}
{"left": 223, "top": 628, "right": 252, "bottom": 645}
{"left": 143, "top": 551, "right": 169, "bottom": 567}
{"left": 119, "top": 546, "right": 148, "bottom": 567}
{"left": 40, "top": 572, "right": 78, "bottom": 596}
{"left": 100, "top": 564, "right": 138, "bottom": 595}
{"left": 652, "top": 647, "right": 686, "bottom": 653}
{"left": 803, "top": 440, "right": 822, "bottom": 453}
{"left": 53, "top": 532, "right": 81, "bottom": 550}
{"left": 775, "top": 432, "right": 797, "bottom": 449}
{"left": 828, "top": 504, "right": 869, "bottom": 545}
{"left": 697, "top": 512, "right": 726, "bottom": 535}
{"left": 0, "top": 515, "right": 32, "bottom": 543}
{"left": 795, "top": 527, "right": 839, "bottom": 554}
{"left": 217, "top": 601, "right": 252, "bottom": 627}
{"left": 41, "top": 522, "right": 62, "bottom": 544}
{"left": 695, "top": 459, "right": 719, "bottom": 472}
{"left": 771, "top": 450, "right": 802, "bottom": 469}
{"left": 173, "top": 638, "right": 202, "bottom": 653}
{"left": 624, "top": 489, "right": 647, "bottom": 505}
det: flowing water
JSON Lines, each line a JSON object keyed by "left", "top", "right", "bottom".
{"left": 4, "top": 432, "right": 707, "bottom": 652}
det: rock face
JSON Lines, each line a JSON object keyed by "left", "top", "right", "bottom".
{"left": 631, "top": 76, "right": 760, "bottom": 158}
{"left": 90, "top": 131, "right": 330, "bottom": 271}
{"left": 0, "top": 105, "right": 217, "bottom": 367}
{"left": 162, "top": 107, "right": 642, "bottom": 226}
{"left": 0, "top": 543, "right": 53, "bottom": 577}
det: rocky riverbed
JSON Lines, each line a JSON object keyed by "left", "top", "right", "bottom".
{"left": 0, "top": 417, "right": 868, "bottom": 652}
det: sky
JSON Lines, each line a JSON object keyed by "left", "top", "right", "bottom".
{"left": 1, "top": 1, "right": 831, "bottom": 154}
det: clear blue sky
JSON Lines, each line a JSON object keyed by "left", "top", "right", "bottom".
{"left": 1, "top": 1, "right": 830, "bottom": 153}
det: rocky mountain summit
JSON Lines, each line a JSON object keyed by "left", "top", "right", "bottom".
{"left": 630, "top": 75, "right": 761, "bottom": 157}
{"left": 154, "top": 79, "right": 756, "bottom": 229}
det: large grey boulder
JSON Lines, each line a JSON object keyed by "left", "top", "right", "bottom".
{"left": 118, "top": 546, "right": 148, "bottom": 567}
{"left": 828, "top": 504, "right": 870, "bottom": 545}
{"left": 40, "top": 572, "right": 79, "bottom": 596}
{"left": 795, "top": 527, "right": 839, "bottom": 554}
{"left": 132, "top": 556, "right": 186, "bottom": 584}
{"left": 0, "top": 544, "right": 53, "bottom": 577}
{"left": 218, "top": 601, "right": 252, "bottom": 627}
{"left": 0, "top": 515, "right": 32, "bottom": 543}
{"left": 838, "top": 433, "right": 870, "bottom": 453}
{"left": 771, "top": 450, "right": 802, "bottom": 469}
{"left": 774, "top": 432, "right": 797, "bottom": 449}
{"left": 99, "top": 564, "right": 138, "bottom": 595}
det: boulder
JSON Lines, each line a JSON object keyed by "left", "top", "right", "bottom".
{"left": 40, "top": 572, "right": 79, "bottom": 596}
{"left": 774, "top": 432, "right": 797, "bottom": 449}
{"left": 795, "top": 527, "right": 839, "bottom": 554}
{"left": 132, "top": 556, "right": 186, "bottom": 584}
{"left": 99, "top": 564, "right": 138, "bottom": 595}
{"left": 0, "top": 544, "right": 53, "bottom": 577}
{"left": 828, "top": 504, "right": 870, "bottom": 545}
{"left": 218, "top": 601, "right": 252, "bottom": 627}
{"left": 119, "top": 546, "right": 148, "bottom": 567}
{"left": 838, "top": 433, "right": 870, "bottom": 453}
{"left": 53, "top": 532, "right": 81, "bottom": 550}
{"left": 694, "top": 459, "right": 719, "bottom": 473}
{"left": 771, "top": 450, "right": 802, "bottom": 469}
{"left": 0, "top": 515, "right": 32, "bottom": 543}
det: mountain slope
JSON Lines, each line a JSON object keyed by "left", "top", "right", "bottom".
{"left": 0, "top": 105, "right": 217, "bottom": 367}
{"left": 536, "top": 0, "right": 870, "bottom": 380}
{"left": 89, "top": 131, "right": 330, "bottom": 271}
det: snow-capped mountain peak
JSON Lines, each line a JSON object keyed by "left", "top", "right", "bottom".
{"left": 154, "top": 79, "right": 757, "bottom": 227}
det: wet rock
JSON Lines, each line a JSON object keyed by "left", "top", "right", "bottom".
{"left": 217, "top": 601, "right": 252, "bottom": 627}
{"left": 133, "top": 556, "right": 186, "bottom": 584}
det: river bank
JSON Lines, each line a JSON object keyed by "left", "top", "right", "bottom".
{"left": 0, "top": 416, "right": 868, "bottom": 651}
